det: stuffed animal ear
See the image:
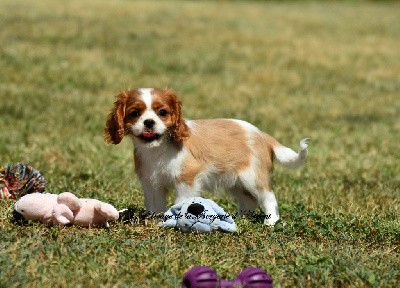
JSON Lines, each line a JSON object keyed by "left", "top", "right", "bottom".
{"left": 159, "top": 209, "right": 177, "bottom": 228}
{"left": 205, "top": 199, "right": 235, "bottom": 224}
{"left": 191, "top": 222, "right": 213, "bottom": 233}
{"left": 169, "top": 200, "right": 186, "bottom": 216}
{"left": 205, "top": 199, "right": 237, "bottom": 233}
{"left": 160, "top": 199, "right": 189, "bottom": 228}
{"left": 57, "top": 192, "right": 81, "bottom": 211}
{"left": 217, "top": 221, "right": 237, "bottom": 233}
{"left": 52, "top": 204, "right": 74, "bottom": 225}
{"left": 94, "top": 202, "right": 119, "bottom": 221}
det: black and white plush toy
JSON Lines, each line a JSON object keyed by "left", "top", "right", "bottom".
{"left": 160, "top": 197, "right": 237, "bottom": 233}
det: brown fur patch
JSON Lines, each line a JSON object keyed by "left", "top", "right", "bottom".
{"left": 104, "top": 91, "right": 130, "bottom": 144}
{"left": 250, "top": 132, "right": 279, "bottom": 191}
{"left": 178, "top": 119, "right": 252, "bottom": 186}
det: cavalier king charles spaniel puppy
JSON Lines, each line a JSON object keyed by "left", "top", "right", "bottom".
{"left": 105, "top": 88, "right": 309, "bottom": 225}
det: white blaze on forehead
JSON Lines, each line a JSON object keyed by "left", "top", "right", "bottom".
{"left": 132, "top": 88, "right": 167, "bottom": 143}
{"left": 139, "top": 88, "right": 154, "bottom": 109}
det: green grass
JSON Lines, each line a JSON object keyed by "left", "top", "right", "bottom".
{"left": 0, "top": 0, "right": 399, "bottom": 287}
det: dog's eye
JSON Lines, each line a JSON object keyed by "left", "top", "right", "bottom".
{"left": 129, "top": 111, "right": 140, "bottom": 118}
{"left": 157, "top": 109, "right": 168, "bottom": 117}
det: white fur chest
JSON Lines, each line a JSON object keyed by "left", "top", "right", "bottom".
{"left": 134, "top": 140, "right": 186, "bottom": 189}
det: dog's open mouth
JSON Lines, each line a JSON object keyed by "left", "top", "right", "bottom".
{"left": 139, "top": 132, "right": 161, "bottom": 142}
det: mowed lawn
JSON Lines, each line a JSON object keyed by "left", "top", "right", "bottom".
{"left": 0, "top": 0, "right": 399, "bottom": 287}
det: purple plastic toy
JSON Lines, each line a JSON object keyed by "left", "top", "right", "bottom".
{"left": 182, "top": 266, "right": 273, "bottom": 288}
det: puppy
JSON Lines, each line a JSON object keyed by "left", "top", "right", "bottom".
{"left": 105, "top": 88, "right": 309, "bottom": 225}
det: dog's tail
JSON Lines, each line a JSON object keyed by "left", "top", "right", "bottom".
{"left": 272, "top": 138, "right": 310, "bottom": 169}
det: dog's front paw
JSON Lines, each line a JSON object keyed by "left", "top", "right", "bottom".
{"left": 264, "top": 214, "right": 279, "bottom": 226}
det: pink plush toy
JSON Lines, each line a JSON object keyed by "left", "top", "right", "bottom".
{"left": 14, "top": 192, "right": 120, "bottom": 227}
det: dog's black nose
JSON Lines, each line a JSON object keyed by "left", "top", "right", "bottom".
{"left": 144, "top": 119, "right": 155, "bottom": 129}
{"left": 187, "top": 203, "right": 205, "bottom": 216}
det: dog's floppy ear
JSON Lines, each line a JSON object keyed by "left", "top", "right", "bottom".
{"left": 104, "top": 92, "right": 128, "bottom": 144}
{"left": 164, "top": 90, "right": 190, "bottom": 142}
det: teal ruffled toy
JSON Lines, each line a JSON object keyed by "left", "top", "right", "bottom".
{"left": 160, "top": 197, "right": 237, "bottom": 233}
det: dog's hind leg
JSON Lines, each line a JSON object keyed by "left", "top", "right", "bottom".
{"left": 228, "top": 186, "right": 258, "bottom": 215}
{"left": 238, "top": 163, "right": 278, "bottom": 225}
{"left": 258, "top": 190, "right": 280, "bottom": 226}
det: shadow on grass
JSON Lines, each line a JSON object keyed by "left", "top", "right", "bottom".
{"left": 11, "top": 209, "right": 29, "bottom": 226}
{"left": 118, "top": 205, "right": 272, "bottom": 225}
{"left": 118, "top": 205, "right": 153, "bottom": 224}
